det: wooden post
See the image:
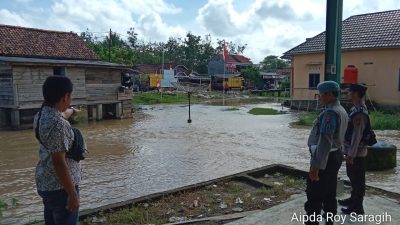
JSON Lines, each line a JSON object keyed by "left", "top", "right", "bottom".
{"left": 96, "top": 104, "right": 103, "bottom": 120}
{"left": 116, "top": 102, "right": 122, "bottom": 118}
{"left": 187, "top": 92, "right": 192, "bottom": 123}
{"left": 11, "top": 109, "right": 20, "bottom": 128}
{"left": 0, "top": 109, "right": 6, "bottom": 128}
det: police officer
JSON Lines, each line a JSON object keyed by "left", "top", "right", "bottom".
{"left": 339, "top": 83, "right": 369, "bottom": 215}
{"left": 305, "top": 81, "right": 348, "bottom": 225}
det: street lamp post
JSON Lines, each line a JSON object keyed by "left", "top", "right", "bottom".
{"left": 187, "top": 92, "right": 192, "bottom": 123}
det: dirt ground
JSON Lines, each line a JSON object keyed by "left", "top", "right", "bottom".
{"left": 82, "top": 173, "right": 306, "bottom": 225}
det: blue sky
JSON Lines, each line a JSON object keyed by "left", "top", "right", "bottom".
{"left": 1, "top": 0, "right": 400, "bottom": 63}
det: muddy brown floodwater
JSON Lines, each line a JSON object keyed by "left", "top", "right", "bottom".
{"left": 0, "top": 101, "right": 399, "bottom": 224}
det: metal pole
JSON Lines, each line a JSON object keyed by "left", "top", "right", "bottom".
{"left": 223, "top": 44, "right": 226, "bottom": 106}
{"left": 109, "top": 28, "right": 111, "bottom": 62}
{"left": 187, "top": 92, "right": 192, "bottom": 123}
{"left": 162, "top": 49, "right": 165, "bottom": 76}
{"left": 324, "top": 0, "right": 343, "bottom": 84}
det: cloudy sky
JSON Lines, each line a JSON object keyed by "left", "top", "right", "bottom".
{"left": 1, "top": 0, "right": 400, "bottom": 63}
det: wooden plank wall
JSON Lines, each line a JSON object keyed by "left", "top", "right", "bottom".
{"left": 13, "top": 66, "right": 50, "bottom": 108}
{"left": 85, "top": 68, "right": 121, "bottom": 103}
{"left": 121, "top": 99, "right": 133, "bottom": 118}
{"left": 66, "top": 67, "right": 87, "bottom": 104}
{"left": 10, "top": 65, "right": 131, "bottom": 120}
{"left": 12, "top": 66, "right": 87, "bottom": 108}
{"left": 0, "top": 64, "right": 13, "bottom": 106}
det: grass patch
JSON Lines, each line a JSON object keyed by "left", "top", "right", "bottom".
{"left": 133, "top": 92, "right": 202, "bottom": 105}
{"left": 291, "top": 111, "right": 400, "bottom": 130}
{"left": 248, "top": 108, "right": 285, "bottom": 115}
{"left": 223, "top": 107, "right": 240, "bottom": 111}
{"left": 370, "top": 111, "right": 400, "bottom": 130}
{"left": 243, "top": 91, "right": 290, "bottom": 99}
{"left": 291, "top": 112, "right": 318, "bottom": 126}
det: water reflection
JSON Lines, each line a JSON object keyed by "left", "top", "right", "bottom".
{"left": 0, "top": 102, "right": 398, "bottom": 224}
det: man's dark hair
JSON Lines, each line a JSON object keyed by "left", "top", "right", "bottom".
{"left": 42, "top": 76, "right": 73, "bottom": 106}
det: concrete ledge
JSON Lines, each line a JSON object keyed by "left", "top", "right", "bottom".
{"left": 226, "top": 195, "right": 400, "bottom": 225}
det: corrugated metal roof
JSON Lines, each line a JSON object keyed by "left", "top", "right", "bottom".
{"left": 283, "top": 10, "right": 400, "bottom": 58}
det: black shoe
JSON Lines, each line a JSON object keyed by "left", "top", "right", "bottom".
{"left": 338, "top": 197, "right": 353, "bottom": 206}
{"left": 341, "top": 205, "right": 365, "bottom": 215}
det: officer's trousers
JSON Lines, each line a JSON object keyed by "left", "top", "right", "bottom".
{"left": 346, "top": 157, "right": 366, "bottom": 202}
{"left": 304, "top": 150, "right": 343, "bottom": 225}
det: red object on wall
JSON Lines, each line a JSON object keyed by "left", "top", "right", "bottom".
{"left": 344, "top": 65, "right": 358, "bottom": 84}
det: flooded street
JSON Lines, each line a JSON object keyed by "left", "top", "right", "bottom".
{"left": 0, "top": 101, "right": 399, "bottom": 225}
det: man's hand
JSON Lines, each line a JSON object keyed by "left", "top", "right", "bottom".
{"left": 66, "top": 191, "right": 80, "bottom": 212}
{"left": 309, "top": 166, "right": 320, "bottom": 181}
{"left": 346, "top": 156, "right": 354, "bottom": 165}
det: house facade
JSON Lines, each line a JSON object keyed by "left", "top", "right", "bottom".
{"left": 208, "top": 54, "right": 252, "bottom": 90}
{"left": 0, "top": 25, "right": 133, "bottom": 129}
{"left": 283, "top": 10, "right": 400, "bottom": 107}
{"left": 208, "top": 54, "right": 252, "bottom": 76}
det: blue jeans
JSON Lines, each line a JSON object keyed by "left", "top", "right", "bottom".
{"left": 38, "top": 186, "right": 79, "bottom": 225}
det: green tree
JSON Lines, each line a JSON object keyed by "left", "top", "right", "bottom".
{"left": 127, "top": 27, "right": 138, "bottom": 48}
{"left": 241, "top": 66, "right": 263, "bottom": 89}
{"left": 79, "top": 28, "right": 247, "bottom": 72}
{"left": 216, "top": 39, "right": 247, "bottom": 55}
{"left": 260, "top": 55, "right": 289, "bottom": 72}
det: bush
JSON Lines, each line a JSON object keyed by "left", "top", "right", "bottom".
{"left": 248, "top": 108, "right": 285, "bottom": 115}
{"left": 291, "top": 113, "right": 317, "bottom": 126}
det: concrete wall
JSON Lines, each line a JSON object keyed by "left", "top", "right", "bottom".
{"left": 292, "top": 48, "right": 400, "bottom": 105}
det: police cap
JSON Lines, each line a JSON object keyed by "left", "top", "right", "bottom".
{"left": 317, "top": 81, "right": 340, "bottom": 94}
{"left": 348, "top": 83, "right": 368, "bottom": 93}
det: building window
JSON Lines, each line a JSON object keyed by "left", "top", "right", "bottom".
{"left": 309, "top": 73, "right": 320, "bottom": 89}
{"left": 53, "top": 67, "right": 66, "bottom": 76}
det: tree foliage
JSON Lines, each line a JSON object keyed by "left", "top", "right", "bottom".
{"left": 79, "top": 28, "right": 247, "bottom": 74}
{"left": 241, "top": 66, "right": 263, "bottom": 89}
{"left": 260, "top": 55, "right": 290, "bottom": 72}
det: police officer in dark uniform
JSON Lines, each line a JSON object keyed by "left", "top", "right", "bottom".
{"left": 305, "top": 81, "right": 348, "bottom": 225}
{"left": 339, "top": 83, "right": 369, "bottom": 215}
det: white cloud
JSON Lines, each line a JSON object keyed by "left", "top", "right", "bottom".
{"left": 120, "top": 0, "right": 182, "bottom": 15}
{"left": 0, "top": 9, "right": 31, "bottom": 26}
{"left": 44, "top": 0, "right": 184, "bottom": 42}
{"left": 136, "top": 12, "right": 186, "bottom": 41}
{"left": 48, "top": 0, "right": 136, "bottom": 33}
{"left": 2, "top": 0, "right": 400, "bottom": 63}
{"left": 196, "top": 0, "right": 400, "bottom": 63}
{"left": 196, "top": 0, "right": 320, "bottom": 62}
{"left": 14, "top": 0, "right": 32, "bottom": 3}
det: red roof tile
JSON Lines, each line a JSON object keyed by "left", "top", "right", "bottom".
{"left": 220, "top": 54, "right": 252, "bottom": 64}
{"left": 0, "top": 24, "right": 99, "bottom": 60}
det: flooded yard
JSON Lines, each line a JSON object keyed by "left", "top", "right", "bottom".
{"left": 0, "top": 101, "right": 399, "bottom": 224}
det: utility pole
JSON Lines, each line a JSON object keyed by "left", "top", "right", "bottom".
{"left": 223, "top": 41, "right": 226, "bottom": 106}
{"left": 324, "top": 0, "right": 343, "bottom": 84}
{"left": 108, "top": 28, "right": 112, "bottom": 62}
{"left": 161, "top": 48, "right": 165, "bottom": 76}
